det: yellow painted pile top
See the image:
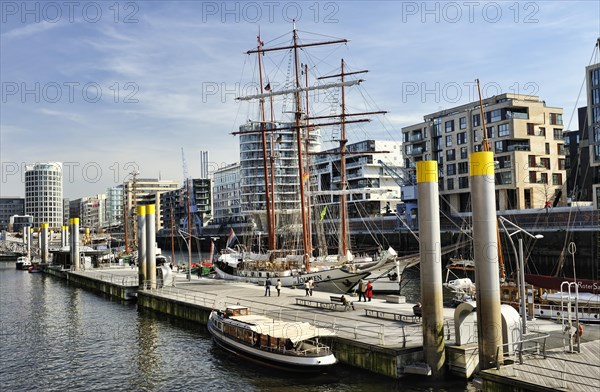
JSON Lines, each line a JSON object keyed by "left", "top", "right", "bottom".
{"left": 416, "top": 161, "right": 438, "bottom": 183}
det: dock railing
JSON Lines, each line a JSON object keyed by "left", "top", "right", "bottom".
{"left": 495, "top": 332, "right": 550, "bottom": 369}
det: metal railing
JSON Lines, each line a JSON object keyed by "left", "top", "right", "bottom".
{"left": 495, "top": 333, "right": 549, "bottom": 369}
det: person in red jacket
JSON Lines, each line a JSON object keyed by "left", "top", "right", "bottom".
{"left": 365, "top": 281, "right": 373, "bottom": 302}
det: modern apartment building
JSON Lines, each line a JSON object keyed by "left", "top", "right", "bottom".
{"left": 24, "top": 162, "right": 63, "bottom": 228}
{"left": 212, "top": 163, "right": 242, "bottom": 226}
{"left": 105, "top": 186, "right": 123, "bottom": 228}
{"left": 123, "top": 178, "right": 178, "bottom": 230}
{"left": 311, "top": 140, "right": 404, "bottom": 218}
{"left": 159, "top": 178, "right": 213, "bottom": 235}
{"left": 402, "top": 93, "right": 566, "bottom": 212}
{"left": 585, "top": 62, "right": 600, "bottom": 208}
{"left": 0, "top": 197, "right": 24, "bottom": 231}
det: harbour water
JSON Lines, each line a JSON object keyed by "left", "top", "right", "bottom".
{"left": 0, "top": 263, "right": 474, "bottom": 391}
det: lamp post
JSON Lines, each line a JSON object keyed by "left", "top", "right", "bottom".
{"left": 498, "top": 216, "right": 544, "bottom": 336}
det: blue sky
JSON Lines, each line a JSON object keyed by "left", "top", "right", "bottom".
{"left": 1, "top": 0, "right": 598, "bottom": 199}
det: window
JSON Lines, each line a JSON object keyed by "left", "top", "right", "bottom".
{"left": 495, "top": 141, "right": 504, "bottom": 152}
{"left": 445, "top": 120, "right": 454, "bottom": 133}
{"left": 540, "top": 158, "right": 550, "bottom": 169}
{"left": 558, "top": 144, "right": 565, "bottom": 155}
{"left": 459, "top": 117, "right": 467, "bottom": 129}
{"left": 460, "top": 147, "right": 468, "bottom": 160}
{"left": 447, "top": 178, "right": 454, "bottom": 190}
{"left": 446, "top": 149, "right": 456, "bottom": 161}
{"left": 473, "top": 114, "right": 481, "bottom": 127}
{"left": 549, "top": 113, "right": 563, "bottom": 125}
{"left": 446, "top": 135, "right": 453, "bottom": 147}
{"left": 487, "top": 126, "right": 495, "bottom": 139}
{"left": 552, "top": 173, "right": 562, "bottom": 185}
{"left": 496, "top": 172, "right": 512, "bottom": 185}
{"left": 545, "top": 143, "right": 550, "bottom": 154}
{"left": 458, "top": 162, "right": 469, "bottom": 174}
{"left": 540, "top": 173, "right": 548, "bottom": 184}
{"left": 529, "top": 171, "right": 537, "bottom": 183}
{"left": 458, "top": 177, "right": 469, "bottom": 189}
{"left": 592, "top": 68, "right": 600, "bottom": 86}
{"left": 489, "top": 109, "right": 502, "bottom": 123}
{"left": 457, "top": 132, "right": 467, "bottom": 145}
{"left": 553, "top": 128, "right": 563, "bottom": 140}
{"left": 592, "top": 88, "right": 600, "bottom": 105}
{"left": 447, "top": 164, "right": 456, "bottom": 176}
{"left": 473, "top": 130, "right": 480, "bottom": 142}
{"left": 498, "top": 123, "right": 510, "bottom": 137}
{"left": 558, "top": 158, "right": 566, "bottom": 170}
{"left": 539, "top": 127, "right": 546, "bottom": 137}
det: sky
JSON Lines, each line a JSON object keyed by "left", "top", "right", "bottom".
{"left": 1, "top": 0, "right": 599, "bottom": 199}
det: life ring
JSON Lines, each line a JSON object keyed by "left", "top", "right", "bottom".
{"left": 578, "top": 323, "right": 584, "bottom": 337}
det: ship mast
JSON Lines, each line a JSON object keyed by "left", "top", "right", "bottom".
{"left": 304, "top": 63, "right": 314, "bottom": 257}
{"left": 339, "top": 59, "right": 349, "bottom": 258}
{"left": 238, "top": 25, "right": 350, "bottom": 269}
{"left": 256, "top": 34, "right": 275, "bottom": 251}
{"left": 291, "top": 25, "right": 311, "bottom": 270}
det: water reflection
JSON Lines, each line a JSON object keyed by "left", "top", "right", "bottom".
{"left": 132, "top": 313, "right": 160, "bottom": 390}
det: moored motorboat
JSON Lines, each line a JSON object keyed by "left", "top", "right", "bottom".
{"left": 207, "top": 305, "right": 337, "bottom": 371}
{"left": 16, "top": 256, "right": 32, "bottom": 270}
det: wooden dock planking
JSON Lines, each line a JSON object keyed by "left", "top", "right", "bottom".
{"left": 481, "top": 341, "right": 600, "bottom": 391}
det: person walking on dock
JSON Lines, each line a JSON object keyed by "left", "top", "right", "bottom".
{"left": 357, "top": 280, "right": 367, "bottom": 302}
{"left": 276, "top": 279, "right": 282, "bottom": 297}
{"left": 265, "top": 277, "right": 272, "bottom": 296}
{"left": 305, "top": 279, "right": 311, "bottom": 296}
{"left": 308, "top": 278, "right": 314, "bottom": 296}
{"left": 365, "top": 281, "right": 373, "bottom": 302}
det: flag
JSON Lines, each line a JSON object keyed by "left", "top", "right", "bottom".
{"left": 265, "top": 83, "right": 271, "bottom": 91}
{"left": 226, "top": 228, "right": 237, "bottom": 248}
{"left": 319, "top": 206, "right": 327, "bottom": 221}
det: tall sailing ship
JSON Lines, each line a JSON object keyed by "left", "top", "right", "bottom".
{"left": 214, "top": 25, "right": 399, "bottom": 293}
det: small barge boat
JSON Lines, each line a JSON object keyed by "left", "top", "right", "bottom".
{"left": 207, "top": 305, "right": 337, "bottom": 371}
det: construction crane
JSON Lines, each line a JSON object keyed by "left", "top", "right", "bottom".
{"left": 377, "top": 160, "right": 417, "bottom": 202}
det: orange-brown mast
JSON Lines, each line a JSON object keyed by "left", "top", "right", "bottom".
{"left": 256, "top": 33, "right": 275, "bottom": 251}
{"left": 292, "top": 24, "right": 311, "bottom": 270}
{"left": 339, "top": 59, "right": 349, "bottom": 257}
{"left": 304, "top": 63, "right": 313, "bottom": 256}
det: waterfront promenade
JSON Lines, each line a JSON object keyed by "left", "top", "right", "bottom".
{"left": 50, "top": 266, "right": 600, "bottom": 388}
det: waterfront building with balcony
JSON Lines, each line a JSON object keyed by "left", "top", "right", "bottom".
{"left": 311, "top": 140, "right": 404, "bottom": 218}
{"left": 402, "top": 93, "right": 566, "bottom": 212}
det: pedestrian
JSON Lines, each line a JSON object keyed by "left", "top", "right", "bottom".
{"left": 365, "top": 281, "right": 373, "bottom": 302}
{"left": 341, "top": 295, "right": 355, "bottom": 311}
{"left": 265, "top": 277, "right": 272, "bottom": 296}
{"left": 309, "top": 278, "right": 314, "bottom": 296}
{"left": 276, "top": 279, "right": 282, "bottom": 296}
{"left": 358, "top": 280, "right": 367, "bottom": 302}
{"left": 304, "top": 279, "right": 310, "bottom": 296}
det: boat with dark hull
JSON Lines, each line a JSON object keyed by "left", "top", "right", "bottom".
{"left": 207, "top": 305, "right": 337, "bottom": 371}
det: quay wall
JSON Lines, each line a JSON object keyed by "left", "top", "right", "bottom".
{"left": 137, "top": 291, "right": 212, "bottom": 324}
{"left": 60, "top": 271, "right": 138, "bottom": 301}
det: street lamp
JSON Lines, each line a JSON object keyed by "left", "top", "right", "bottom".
{"left": 498, "top": 216, "right": 544, "bottom": 336}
